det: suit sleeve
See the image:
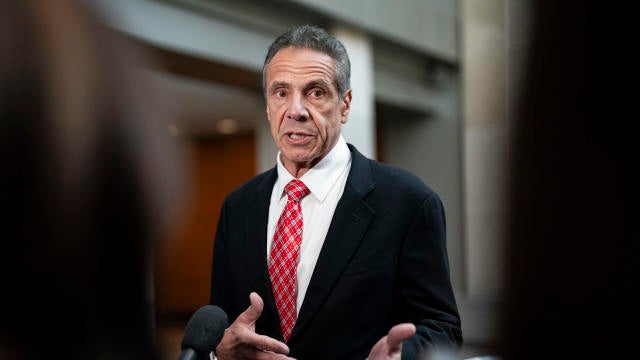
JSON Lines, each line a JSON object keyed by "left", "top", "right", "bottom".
{"left": 210, "top": 199, "right": 232, "bottom": 313}
{"left": 398, "top": 193, "right": 463, "bottom": 358}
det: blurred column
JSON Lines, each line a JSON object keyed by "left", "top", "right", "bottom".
{"left": 460, "top": 0, "right": 532, "bottom": 355}
{"left": 332, "top": 25, "right": 376, "bottom": 159}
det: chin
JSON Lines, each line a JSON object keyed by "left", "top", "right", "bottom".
{"left": 283, "top": 152, "right": 315, "bottom": 165}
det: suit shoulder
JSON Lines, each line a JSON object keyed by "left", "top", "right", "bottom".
{"left": 368, "top": 159, "right": 440, "bottom": 201}
{"left": 223, "top": 168, "right": 275, "bottom": 205}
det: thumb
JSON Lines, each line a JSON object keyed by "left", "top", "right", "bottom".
{"left": 237, "top": 292, "right": 264, "bottom": 325}
{"left": 387, "top": 323, "right": 416, "bottom": 352}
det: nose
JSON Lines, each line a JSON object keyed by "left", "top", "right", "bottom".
{"left": 286, "top": 93, "right": 309, "bottom": 121}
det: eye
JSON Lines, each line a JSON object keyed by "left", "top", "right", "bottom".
{"left": 308, "top": 88, "right": 325, "bottom": 98}
{"left": 274, "top": 89, "right": 287, "bottom": 98}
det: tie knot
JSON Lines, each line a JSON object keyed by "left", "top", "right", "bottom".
{"left": 284, "top": 179, "right": 310, "bottom": 202}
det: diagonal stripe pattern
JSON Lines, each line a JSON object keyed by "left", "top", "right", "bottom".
{"left": 268, "top": 179, "right": 310, "bottom": 342}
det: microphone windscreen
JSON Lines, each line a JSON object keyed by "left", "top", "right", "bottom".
{"left": 180, "top": 305, "right": 229, "bottom": 357}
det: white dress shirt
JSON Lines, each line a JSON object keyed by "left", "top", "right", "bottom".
{"left": 267, "top": 135, "right": 352, "bottom": 314}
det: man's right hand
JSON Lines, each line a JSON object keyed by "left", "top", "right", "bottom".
{"left": 215, "top": 292, "right": 295, "bottom": 360}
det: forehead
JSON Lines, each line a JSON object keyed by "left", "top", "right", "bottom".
{"left": 266, "top": 47, "right": 336, "bottom": 85}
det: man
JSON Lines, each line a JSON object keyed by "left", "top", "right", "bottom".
{"left": 210, "top": 25, "right": 462, "bottom": 360}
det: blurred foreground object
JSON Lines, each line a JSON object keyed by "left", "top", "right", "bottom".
{"left": 499, "top": 1, "right": 638, "bottom": 359}
{"left": 0, "top": 0, "right": 184, "bottom": 359}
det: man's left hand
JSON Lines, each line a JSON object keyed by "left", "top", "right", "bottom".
{"left": 366, "top": 323, "right": 416, "bottom": 360}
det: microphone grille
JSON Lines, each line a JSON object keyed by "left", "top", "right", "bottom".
{"left": 180, "top": 305, "right": 229, "bottom": 356}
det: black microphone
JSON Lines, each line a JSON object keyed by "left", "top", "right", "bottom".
{"left": 178, "top": 305, "right": 229, "bottom": 360}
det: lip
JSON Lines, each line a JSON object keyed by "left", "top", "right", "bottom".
{"left": 283, "top": 131, "right": 313, "bottom": 145}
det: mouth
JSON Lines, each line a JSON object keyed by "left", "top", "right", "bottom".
{"left": 284, "top": 131, "right": 313, "bottom": 144}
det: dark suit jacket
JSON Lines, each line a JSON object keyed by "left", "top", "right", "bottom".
{"left": 210, "top": 144, "right": 462, "bottom": 359}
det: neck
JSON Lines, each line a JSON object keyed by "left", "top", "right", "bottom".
{"left": 283, "top": 160, "right": 315, "bottom": 178}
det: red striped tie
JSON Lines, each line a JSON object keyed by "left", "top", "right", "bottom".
{"left": 268, "top": 179, "right": 310, "bottom": 342}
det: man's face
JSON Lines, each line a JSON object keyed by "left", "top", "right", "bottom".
{"left": 265, "top": 47, "right": 352, "bottom": 176}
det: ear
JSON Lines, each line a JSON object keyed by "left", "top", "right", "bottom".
{"left": 266, "top": 105, "right": 271, "bottom": 122}
{"left": 340, "top": 89, "right": 353, "bottom": 124}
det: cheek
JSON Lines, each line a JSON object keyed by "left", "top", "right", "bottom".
{"left": 313, "top": 106, "right": 336, "bottom": 133}
{"left": 325, "top": 111, "right": 343, "bottom": 133}
{"left": 267, "top": 108, "right": 282, "bottom": 131}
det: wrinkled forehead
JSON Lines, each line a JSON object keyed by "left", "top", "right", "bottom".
{"left": 266, "top": 47, "right": 336, "bottom": 86}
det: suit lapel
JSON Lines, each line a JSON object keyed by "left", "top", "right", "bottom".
{"left": 291, "top": 145, "right": 375, "bottom": 340}
{"left": 244, "top": 169, "right": 282, "bottom": 338}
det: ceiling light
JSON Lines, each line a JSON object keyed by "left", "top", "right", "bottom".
{"left": 216, "top": 118, "right": 238, "bottom": 135}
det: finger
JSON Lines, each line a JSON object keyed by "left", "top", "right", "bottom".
{"left": 249, "top": 332, "right": 290, "bottom": 355}
{"left": 237, "top": 292, "right": 264, "bottom": 324}
{"left": 386, "top": 323, "right": 416, "bottom": 350}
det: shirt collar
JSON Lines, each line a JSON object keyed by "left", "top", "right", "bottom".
{"left": 275, "top": 135, "right": 351, "bottom": 203}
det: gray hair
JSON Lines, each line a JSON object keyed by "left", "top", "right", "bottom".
{"left": 262, "top": 24, "right": 351, "bottom": 99}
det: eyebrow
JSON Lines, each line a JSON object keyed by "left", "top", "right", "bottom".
{"left": 268, "top": 81, "right": 290, "bottom": 93}
{"left": 268, "top": 79, "right": 334, "bottom": 94}
{"left": 305, "top": 80, "right": 333, "bottom": 92}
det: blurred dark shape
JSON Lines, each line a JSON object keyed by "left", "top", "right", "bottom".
{"left": 0, "top": 0, "right": 183, "bottom": 358}
{"left": 499, "top": 1, "right": 638, "bottom": 359}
